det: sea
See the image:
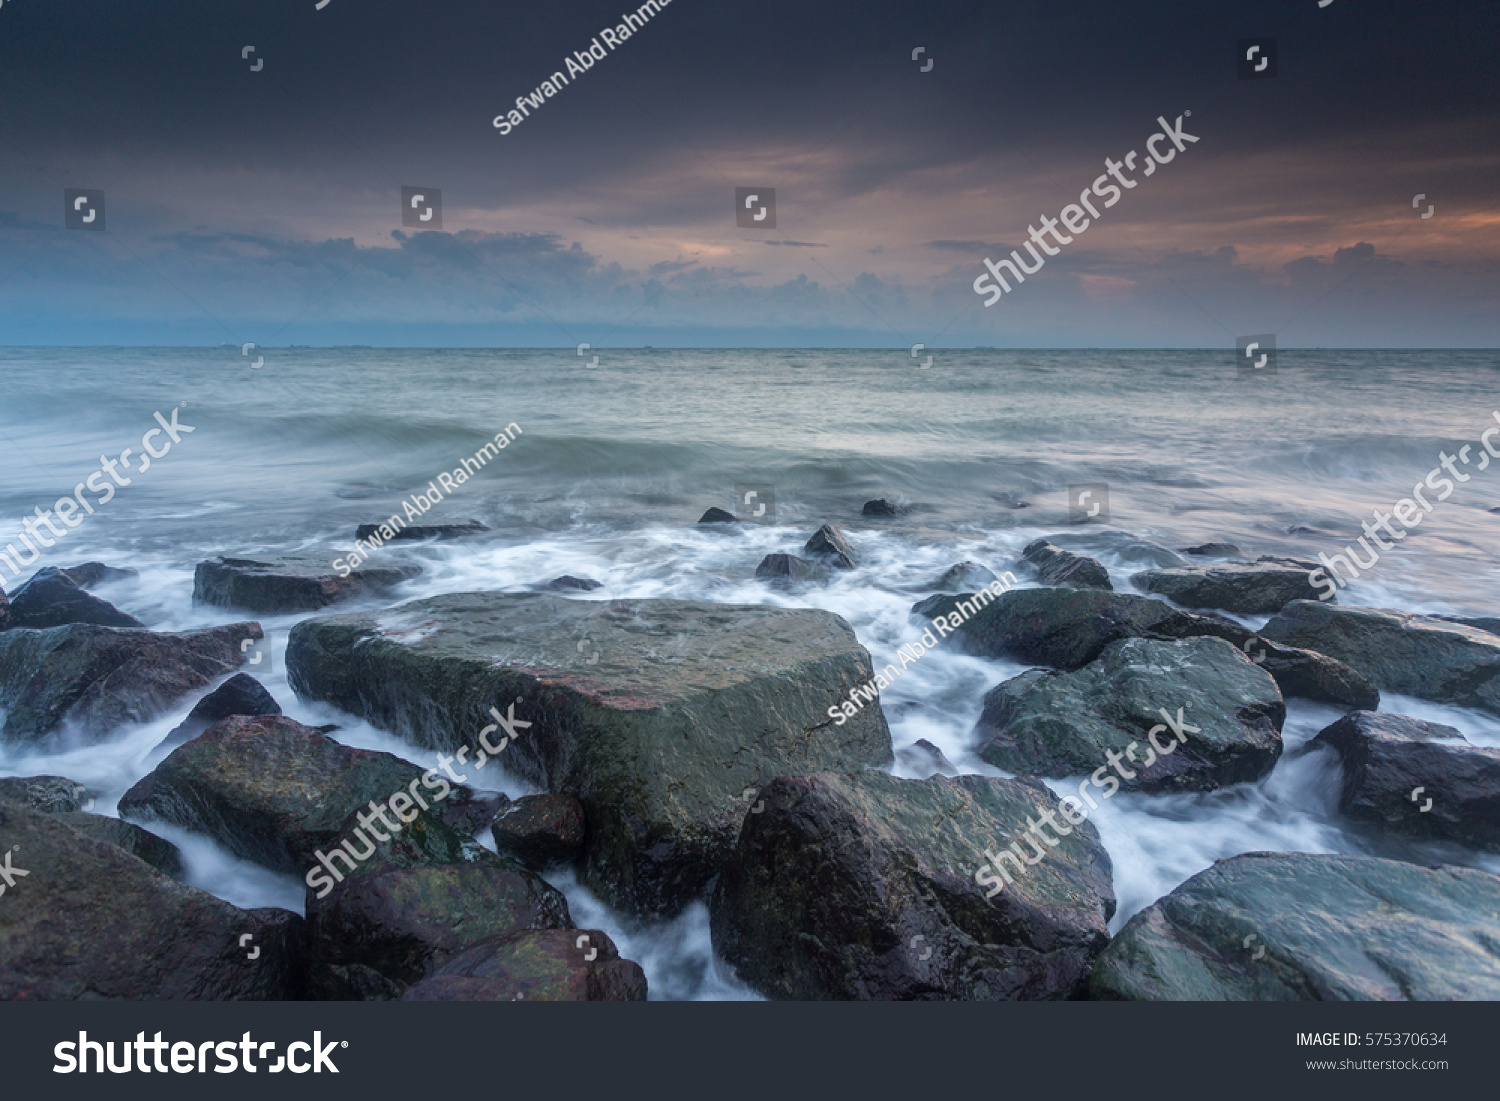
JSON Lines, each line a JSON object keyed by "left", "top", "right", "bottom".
{"left": 2, "top": 346, "right": 1498, "bottom": 1000}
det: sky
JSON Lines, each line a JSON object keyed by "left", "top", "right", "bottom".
{"left": 0, "top": 0, "right": 1495, "bottom": 348}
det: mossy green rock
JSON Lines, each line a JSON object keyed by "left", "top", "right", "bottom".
{"left": 976, "top": 637, "right": 1285, "bottom": 792}
{"left": 711, "top": 770, "right": 1114, "bottom": 1000}
{"left": 287, "top": 592, "right": 893, "bottom": 918}
{"left": 1091, "top": 852, "right": 1500, "bottom": 1000}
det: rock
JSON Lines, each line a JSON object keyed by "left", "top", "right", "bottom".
{"left": 355, "top": 520, "right": 488, "bottom": 542}
{"left": 159, "top": 672, "right": 282, "bottom": 750}
{"left": 540, "top": 575, "right": 603, "bottom": 592}
{"left": 1257, "top": 554, "right": 1321, "bottom": 571}
{"left": 1260, "top": 601, "right": 1500, "bottom": 715}
{"left": 51, "top": 812, "right": 187, "bottom": 878}
{"left": 194, "top": 554, "right": 421, "bottom": 614}
{"left": 1180, "top": 543, "right": 1243, "bottom": 558}
{"left": 1311, "top": 710, "right": 1500, "bottom": 851}
{"left": 1022, "top": 540, "right": 1112, "bottom": 590}
{"left": 119, "top": 715, "right": 507, "bottom": 875}
{"left": 929, "top": 561, "right": 999, "bottom": 592}
{"left": 1045, "top": 531, "right": 1188, "bottom": 569}
{"left": 862, "top": 499, "right": 910, "bottom": 517}
{"left": 6, "top": 567, "right": 144, "bottom": 629}
{"left": 0, "top": 802, "right": 304, "bottom": 999}
{"left": 697, "top": 507, "right": 738, "bottom": 524}
{"left": 1248, "top": 637, "right": 1380, "bottom": 710}
{"left": 0, "top": 774, "right": 91, "bottom": 813}
{"left": 711, "top": 771, "right": 1115, "bottom": 1000}
{"left": 1437, "top": 615, "right": 1500, "bottom": 637}
{"left": 286, "top": 591, "right": 893, "bottom": 918}
{"left": 0, "top": 622, "right": 262, "bottom": 747}
{"left": 1090, "top": 852, "right": 1500, "bottom": 1000}
{"left": 803, "top": 524, "right": 858, "bottom": 569}
{"left": 1131, "top": 562, "right": 1325, "bottom": 615}
{"left": 0, "top": 581, "right": 10, "bottom": 632}
{"left": 400, "top": 929, "right": 647, "bottom": 1001}
{"left": 59, "top": 562, "right": 139, "bottom": 589}
{"left": 491, "top": 794, "right": 586, "bottom": 871}
{"left": 897, "top": 738, "right": 958, "bottom": 777}
{"left": 755, "top": 553, "right": 828, "bottom": 582}
{"left": 975, "top": 637, "right": 1285, "bottom": 792}
{"left": 911, "top": 587, "right": 1250, "bottom": 672}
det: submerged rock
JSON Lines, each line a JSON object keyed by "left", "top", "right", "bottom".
{"left": 1090, "top": 852, "right": 1500, "bottom": 1000}
{"left": 287, "top": 591, "right": 893, "bottom": 918}
{"left": 1180, "top": 543, "right": 1243, "bottom": 558}
{"left": 400, "top": 929, "right": 647, "bottom": 1002}
{"left": 158, "top": 672, "right": 282, "bottom": 750}
{"left": 7, "top": 567, "right": 144, "bottom": 629}
{"left": 975, "top": 637, "right": 1285, "bottom": 792}
{"left": 711, "top": 771, "right": 1115, "bottom": 1001}
{"left": 0, "top": 774, "right": 91, "bottom": 813}
{"left": 1437, "top": 614, "right": 1500, "bottom": 637}
{"left": 0, "top": 622, "right": 261, "bottom": 747}
{"left": 1312, "top": 710, "right": 1500, "bottom": 851}
{"left": 1131, "top": 561, "right": 1324, "bottom": 614}
{"left": 120, "top": 715, "right": 506, "bottom": 875}
{"left": 1044, "top": 531, "right": 1188, "bottom": 569}
{"left": 194, "top": 554, "right": 421, "bottom": 614}
{"left": 1022, "top": 540, "right": 1112, "bottom": 590}
{"left": 539, "top": 575, "right": 603, "bottom": 592}
{"left": 697, "top": 507, "right": 738, "bottom": 524}
{"left": 0, "top": 802, "right": 304, "bottom": 999}
{"left": 1261, "top": 601, "right": 1500, "bottom": 715}
{"left": 355, "top": 520, "right": 488, "bottom": 542}
{"left": 897, "top": 738, "right": 958, "bottom": 778}
{"left": 929, "top": 561, "right": 999, "bottom": 592}
{"left": 862, "top": 499, "right": 910, "bottom": 517}
{"left": 755, "top": 553, "right": 828, "bottom": 582}
{"left": 491, "top": 794, "right": 586, "bottom": 871}
{"left": 803, "top": 524, "right": 858, "bottom": 569}
{"left": 59, "top": 562, "right": 139, "bottom": 589}
{"left": 52, "top": 811, "right": 187, "bottom": 878}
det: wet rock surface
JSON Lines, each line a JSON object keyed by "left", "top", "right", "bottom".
{"left": 194, "top": 554, "right": 421, "bottom": 614}
{"left": 1131, "top": 559, "right": 1325, "bottom": 615}
{"left": 803, "top": 524, "right": 859, "bottom": 568}
{"left": 158, "top": 672, "right": 282, "bottom": 750}
{"left": 756, "top": 553, "right": 828, "bottom": 582}
{"left": 490, "top": 794, "right": 586, "bottom": 871}
{"left": 399, "top": 929, "right": 647, "bottom": 1001}
{"left": 6, "top": 567, "right": 144, "bottom": 629}
{"left": 1022, "top": 539, "right": 1112, "bottom": 590}
{"left": 355, "top": 520, "right": 488, "bottom": 542}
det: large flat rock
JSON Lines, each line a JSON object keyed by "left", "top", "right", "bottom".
{"left": 976, "top": 637, "right": 1285, "bottom": 792}
{"left": 0, "top": 802, "right": 304, "bottom": 999}
{"left": 194, "top": 554, "right": 421, "bottom": 614}
{"left": 0, "top": 622, "right": 260, "bottom": 747}
{"left": 1261, "top": 601, "right": 1500, "bottom": 715}
{"left": 287, "top": 592, "right": 894, "bottom": 918}
{"left": 711, "top": 771, "right": 1115, "bottom": 1000}
{"left": 1090, "top": 852, "right": 1500, "bottom": 1000}
{"left": 1132, "top": 560, "right": 1325, "bottom": 615}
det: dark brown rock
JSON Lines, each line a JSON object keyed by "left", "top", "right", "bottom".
{"left": 491, "top": 794, "right": 586, "bottom": 871}
{"left": 400, "top": 929, "right": 647, "bottom": 1001}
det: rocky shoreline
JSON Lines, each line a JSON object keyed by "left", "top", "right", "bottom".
{"left": 2, "top": 519, "right": 1498, "bottom": 1002}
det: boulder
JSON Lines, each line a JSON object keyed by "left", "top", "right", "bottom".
{"left": 158, "top": 672, "right": 282, "bottom": 750}
{"left": 1437, "top": 615, "right": 1500, "bottom": 637}
{"left": 59, "top": 562, "right": 139, "bottom": 589}
{"left": 711, "top": 771, "right": 1115, "bottom": 1000}
{"left": 929, "top": 561, "right": 998, "bottom": 592}
{"left": 1131, "top": 561, "right": 1324, "bottom": 615}
{"left": 1246, "top": 637, "right": 1380, "bottom": 710}
{"left": 491, "top": 794, "right": 586, "bottom": 871}
{"left": 194, "top": 554, "right": 421, "bottom": 614}
{"left": 697, "top": 507, "right": 738, "bottom": 524}
{"left": 755, "top": 553, "right": 827, "bottom": 582}
{"left": 1044, "top": 531, "right": 1188, "bottom": 569}
{"left": 6, "top": 567, "right": 144, "bottom": 629}
{"left": 539, "top": 575, "right": 603, "bottom": 592}
{"left": 803, "top": 524, "right": 858, "bottom": 569}
{"left": 51, "top": 812, "right": 187, "bottom": 878}
{"left": 897, "top": 738, "right": 958, "bottom": 778}
{"left": 286, "top": 592, "right": 894, "bottom": 918}
{"left": 911, "top": 587, "right": 1249, "bottom": 671}
{"left": 0, "top": 622, "right": 261, "bottom": 748}
{"left": 354, "top": 520, "right": 488, "bottom": 542}
{"left": 862, "top": 499, "right": 910, "bottom": 517}
{"left": 1090, "top": 852, "right": 1500, "bottom": 1000}
{"left": 1260, "top": 601, "right": 1500, "bottom": 715}
{"left": 0, "top": 580, "right": 11, "bottom": 631}
{"left": 0, "top": 774, "right": 91, "bottom": 813}
{"left": 119, "top": 715, "right": 507, "bottom": 875}
{"left": 1021, "top": 540, "right": 1112, "bottom": 590}
{"left": 975, "top": 637, "right": 1285, "bottom": 792}
{"left": 0, "top": 802, "right": 304, "bottom": 999}
{"left": 1311, "top": 710, "right": 1500, "bottom": 850}
{"left": 399, "top": 929, "right": 647, "bottom": 1001}
{"left": 1180, "top": 543, "right": 1243, "bottom": 558}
